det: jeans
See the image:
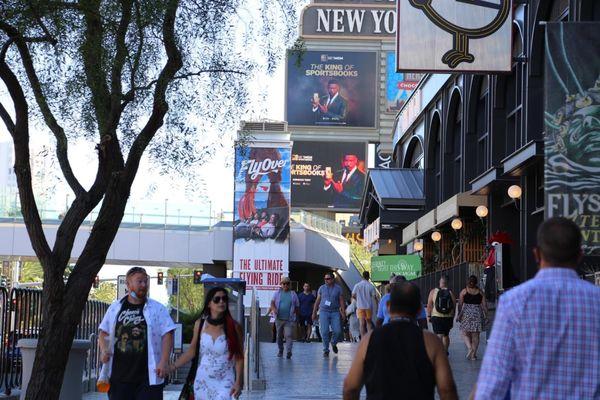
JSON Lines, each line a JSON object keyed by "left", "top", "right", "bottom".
{"left": 319, "top": 310, "right": 342, "bottom": 352}
{"left": 276, "top": 319, "right": 294, "bottom": 353}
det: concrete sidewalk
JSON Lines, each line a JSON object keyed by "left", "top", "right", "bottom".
{"left": 83, "top": 326, "right": 486, "bottom": 400}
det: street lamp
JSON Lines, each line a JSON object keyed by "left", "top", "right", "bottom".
{"left": 414, "top": 241, "right": 424, "bottom": 252}
{"left": 507, "top": 185, "right": 522, "bottom": 199}
{"left": 451, "top": 218, "right": 463, "bottom": 230}
{"left": 476, "top": 205, "right": 488, "bottom": 218}
{"left": 431, "top": 231, "right": 442, "bottom": 242}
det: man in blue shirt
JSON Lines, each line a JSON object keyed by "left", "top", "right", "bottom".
{"left": 270, "top": 277, "right": 299, "bottom": 359}
{"left": 312, "top": 272, "right": 346, "bottom": 357}
{"left": 377, "top": 275, "right": 428, "bottom": 329}
{"left": 475, "top": 217, "right": 600, "bottom": 399}
{"left": 297, "top": 283, "right": 316, "bottom": 342}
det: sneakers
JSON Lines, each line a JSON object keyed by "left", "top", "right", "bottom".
{"left": 286, "top": 352, "right": 292, "bottom": 359}
{"left": 323, "top": 350, "right": 329, "bottom": 358}
{"left": 332, "top": 344, "right": 338, "bottom": 354}
{"left": 277, "top": 351, "right": 283, "bottom": 357}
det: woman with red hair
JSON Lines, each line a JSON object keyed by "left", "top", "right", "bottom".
{"left": 170, "top": 287, "right": 244, "bottom": 399}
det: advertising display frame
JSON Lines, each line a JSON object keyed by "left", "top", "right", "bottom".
{"left": 385, "top": 51, "right": 422, "bottom": 113}
{"left": 544, "top": 22, "right": 600, "bottom": 261}
{"left": 371, "top": 255, "right": 422, "bottom": 282}
{"left": 285, "top": 50, "right": 379, "bottom": 130}
{"left": 291, "top": 140, "right": 368, "bottom": 212}
{"left": 232, "top": 143, "right": 292, "bottom": 307}
{"left": 396, "top": 0, "right": 514, "bottom": 74}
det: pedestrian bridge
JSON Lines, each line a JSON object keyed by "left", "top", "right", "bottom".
{"left": 0, "top": 211, "right": 350, "bottom": 272}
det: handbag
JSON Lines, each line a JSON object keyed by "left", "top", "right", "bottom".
{"left": 179, "top": 319, "right": 204, "bottom": 400}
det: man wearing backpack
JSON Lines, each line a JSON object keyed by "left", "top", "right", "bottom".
{"left": 427, "top": 276, "right": 456, "bottom": 353}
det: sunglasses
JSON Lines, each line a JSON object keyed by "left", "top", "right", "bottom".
{"left": 324, "top": 277, "right": 333, "bottom": 281}
{"left": 282, "top": 282, "right": 290, "bottom": 286}
{"left": 212, "top": 295, "right": 228, "bottom": 304}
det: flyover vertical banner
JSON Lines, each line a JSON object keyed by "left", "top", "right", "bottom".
{"left": 233, "top": 145, "right": 291, "bottom": 306}
{"left": 544, "top": 23, "right": 600, "bottom": 269}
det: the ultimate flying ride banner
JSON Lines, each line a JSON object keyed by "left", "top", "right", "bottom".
{"left": 232, "top": 145, "right": 291, "bottom": 306}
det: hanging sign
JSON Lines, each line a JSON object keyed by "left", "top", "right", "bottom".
{"left": 396, "top": 0, "right": 512, "bottom": 72}
{"left": 544, "top": 22, "right": 600, "bottom": 262}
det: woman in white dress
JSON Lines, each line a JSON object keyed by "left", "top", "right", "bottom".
{"left": 170, "top": 287, "right": 244, "bottom": 399}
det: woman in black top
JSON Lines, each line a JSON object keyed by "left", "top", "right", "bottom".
{"left": 343, "top": 283, "right": 458, "bottom": 400}
{"left": 457, "top": 275, "right": 487, "bottom": 360}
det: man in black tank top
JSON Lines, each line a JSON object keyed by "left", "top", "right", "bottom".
{"left": 343, "top": 283, "right": 458, "bottom": 400}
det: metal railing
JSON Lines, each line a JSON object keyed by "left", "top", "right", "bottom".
{"left": 293, "top": 211, "right": 343, "bottom": 236}
{"left": 0, "top": 287, "right": 109, "bottom": 395}
{"left": 409, "top": 262, "right": 484, "bottom": 300}
{"left": 0, "top": 194, "right": 234, "bottom": 230}
{"left": 244, "top": 289, "right": 264, "bottom": 391}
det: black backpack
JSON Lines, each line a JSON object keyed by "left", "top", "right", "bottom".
{"left": 435, "top": 288, "right": 454, "bottom": 314}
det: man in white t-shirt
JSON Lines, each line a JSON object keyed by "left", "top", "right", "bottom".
{"left": 352, "top": 271, "right": 377, "bottom": 337}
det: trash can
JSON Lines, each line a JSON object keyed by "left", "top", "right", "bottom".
{"left": 18, "top": 339, "right": 91, "bottom": 400}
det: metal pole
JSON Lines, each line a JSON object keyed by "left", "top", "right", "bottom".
{"left": 176, "top": 272, "right": 180, "bottom": 323}
{"left": 164, "top": 199, "right": 168, "bottom": 227}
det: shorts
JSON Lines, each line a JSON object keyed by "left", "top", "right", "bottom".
{"left": 298, "top": 315, "right": 313, "bottom": 326}
{"left": 356, "top": 308, "right": 372, "bottom": 320}
{"left": 431, "top": 316, "right": 453, "bottom": 336}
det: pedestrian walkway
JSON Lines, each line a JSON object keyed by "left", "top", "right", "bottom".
{"left": 245, "top": 326, "right": 485, "bottom": 400}
{"left": 83, "top": 327, "right": 485, "bottom": 400}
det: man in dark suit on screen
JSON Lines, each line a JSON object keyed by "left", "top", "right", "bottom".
{"left": 311, "top": 79, "right": 348, "bottom": 124}
{"left": 323, "top": 154, "right": 365, "bottom": 209}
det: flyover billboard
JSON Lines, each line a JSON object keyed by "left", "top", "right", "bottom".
{"left": 232, "top": 145, "right": 291, "bottom": 306}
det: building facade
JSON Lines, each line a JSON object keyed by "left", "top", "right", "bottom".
{"left": 377, "top": 0, "right": 600, "bottom": 289}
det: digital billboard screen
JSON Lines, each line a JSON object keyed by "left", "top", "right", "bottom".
{"left": 291, "top": 141, "right": 367, "bottom": 210}
{"left": 286, "top": 51, "right": 377, "bottom": 128}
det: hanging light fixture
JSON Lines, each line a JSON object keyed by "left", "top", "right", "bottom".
{"left": 507, "top": 185, "right": 522, "bottom": 199}
{"left": 451, "top": 218, "right": 463, "bottom": 230}
{"left": 431, "top": 231, "right": 442, "bottom": 242}
{"left": 476, "top": 205, "right": 489, "bottom": 218}
{"left": 414, "top": 241, "right": 424, "bottom": 252}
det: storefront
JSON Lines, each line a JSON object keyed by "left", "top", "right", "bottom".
{"left": 364, "top": 0, "right": 600, "bottom": 290}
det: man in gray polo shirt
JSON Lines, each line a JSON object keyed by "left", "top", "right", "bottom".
{"left": 312, "top": 272, "right": 346, "bottom": 357}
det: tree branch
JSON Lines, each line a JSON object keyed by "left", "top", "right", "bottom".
{"left": 121, "top": 0, "right": 144, "bottom": 109}
{"left": 107, "top": 0, "right": 132, "bottom": 130}
{"left": 25, "top": 0, "right": 58, "bottom": 46}
{"left": 0, "top": 51, "right": 52, "bottom": 264}
{"left": 0, "top": 101, "right": 15, "bottom": 135}
{"left": 0, "top": 22, "right": 85, "bottom": 196}
{"left": 80, "top": 0, "right": 112, "bottom": 133}
{"left": 123, "top": 69, "right": 245, "bottom": 103}
{"left": 124, "top": 0, "right": 182, "bottom": 182}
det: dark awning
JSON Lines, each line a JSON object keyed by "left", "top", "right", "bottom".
{"left": 368, "top": 169, "right": 425, "bottom": 207}
{"left": 359, "top": 169, "right": 425, "bottom": 226}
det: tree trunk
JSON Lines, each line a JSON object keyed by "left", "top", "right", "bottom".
{"left": 23, "top": 286, "right": 86, "bottom": 399}
{"left": 24, "top": 182, "right": 130, "bottom": 399}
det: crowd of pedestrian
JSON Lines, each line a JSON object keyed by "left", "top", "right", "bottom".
{"left": 95, "top": 217, "right": 599, "bottom": 400}
{"left": 342, "top": 217, "right": 600, "bottom": 400}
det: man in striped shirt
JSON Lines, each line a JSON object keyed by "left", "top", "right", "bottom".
{"left": 475, "top": 217, "right": 600, "bottom": 399}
